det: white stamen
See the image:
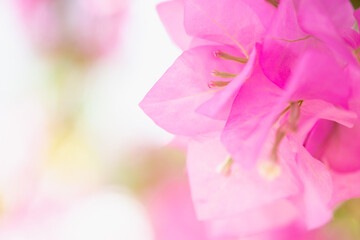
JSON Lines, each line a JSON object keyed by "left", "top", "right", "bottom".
{"left": 258, "top": 161, "right": 282, "bottom": 181}
{"left": 216, "top": 157, "right": 233, "bottom": 176}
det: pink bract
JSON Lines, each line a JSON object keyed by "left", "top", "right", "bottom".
{"left": 142, "top": 0, "right": 360, "bottom": 238}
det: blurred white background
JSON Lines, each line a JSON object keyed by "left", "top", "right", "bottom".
{"left": 0, "top": 0, "right": 181, "bottom": 239}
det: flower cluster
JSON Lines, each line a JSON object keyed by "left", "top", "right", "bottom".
{"left": 141, "top": 0, "right": 360, "bottom": 238}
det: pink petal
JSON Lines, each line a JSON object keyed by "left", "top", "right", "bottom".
{"left": 140, "top": 45, "right": 243, "bottom": 136}
{"left": 297, "top": 0, "right": 355, "bottom": 31}
{"left": 322, "top": 121, "right": 360, "bottom": 172}
{"left": 222, "top": 50, "right": 352, "bottom": 168}
{"left": 294, "top": 145, "right": 333, "bottom": 229}
{"left": 298, "top": 100, "right": 358, "bottom": 173}
{"left": 183, "top": 0, "right": 275, "bottom": 56}
{"left": 187, "top": 136, "right": 300, "bottom": 221}
{"left": 209, "top": 200, "right": 298, "bottom": 238}
{"left": 330, "top": 170, "right": 360, "bottom": 207}
{"left": 296, "top": 99, "right": 357, "bottom": 143}
{"left": 196, "top": 46, "right": 258, "bottom": 120}
{"left": 342, "top": 29, "right": 360, "bottom": 49}
{"left": 287, "top": 50, "right": 351, "bottom": 107}
{"left": 297, "top": 0, "right": 355, "bottom": 63}
{"left": 157, "top": 0, "right": 192, "bottom": 50}
{"left": 260, "top": 0, "right": 310, "bottom": 88}
{"left": 220, "top": 67, "right": 285, "bottom": 167}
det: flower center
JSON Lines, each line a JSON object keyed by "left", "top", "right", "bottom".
{"left": 259, "top": 100, "right": 303, "bottom": 180}
{"left": 271, "top": 101, "right": 302, "bottom": 160}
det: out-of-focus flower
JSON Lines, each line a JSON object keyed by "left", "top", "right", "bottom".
{"left": 16, "top": 0, "right": 128, "bottom": 60}
{"left": 146, "top": 178, "right": 210, "bottom": 240}
{"left": 0, "top": 189, "right": 152, "bottom": 240}
{"left": 0, "top": 97, "right": 48, "bottom": 219}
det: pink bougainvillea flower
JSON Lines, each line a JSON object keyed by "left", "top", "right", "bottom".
{"left": 143, "top": 0, "right": 360, "bottom": 238}
{"left": 187, "top": 136, "right": 299, "bottom": 221}
{"left": 186, "top": 132, "right": 336, "bottom": 236}
{"left": 293, "top": 66, "right": 360, "bottom": 174}
{"left": 145, "top": 154, "right": 300, "bottom": 239}
{"left": 222, "top": 49, "right": 354, "bottom": 167}
{"left": 186, "top": 105, "right": 357, "bottom": 236}
{"left": 185, "top": 51, "right": 358, "bottom": 236}
{"left": 187, "top": 66, "right": 358, "bottom": 237}
{"left": 141, "top": 0, "right": 279, "bottom": 136}
{"left": 193, "top": 102, "right": 358, "bottom": 237}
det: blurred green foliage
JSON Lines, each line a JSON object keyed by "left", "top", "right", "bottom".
{"left": 321, "top": 198, "right": 360, "bottom": 240}
{"left": 351, "top": 0, "right": 360, "bottom": 9}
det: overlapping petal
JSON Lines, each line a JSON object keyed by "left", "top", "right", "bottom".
{"left": 140, "top": 45, "right": 244, "bottom": 136}
{"left": 221, "top": 66, "right": 284, "bottom": 167}
{"left": 157, "top": 0, "right": 192, "bottom": 50}
{"left": 260, "top": 0, "right": 310, "bottom": 88}
{"left": 297, "top": 0, "right": 356, "bottom": 63}
{"left": 183, "top": 0, "right": 275, "bottom": 56}
{"left": 187, "top": 136, "right": 299, "bottom": 220}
